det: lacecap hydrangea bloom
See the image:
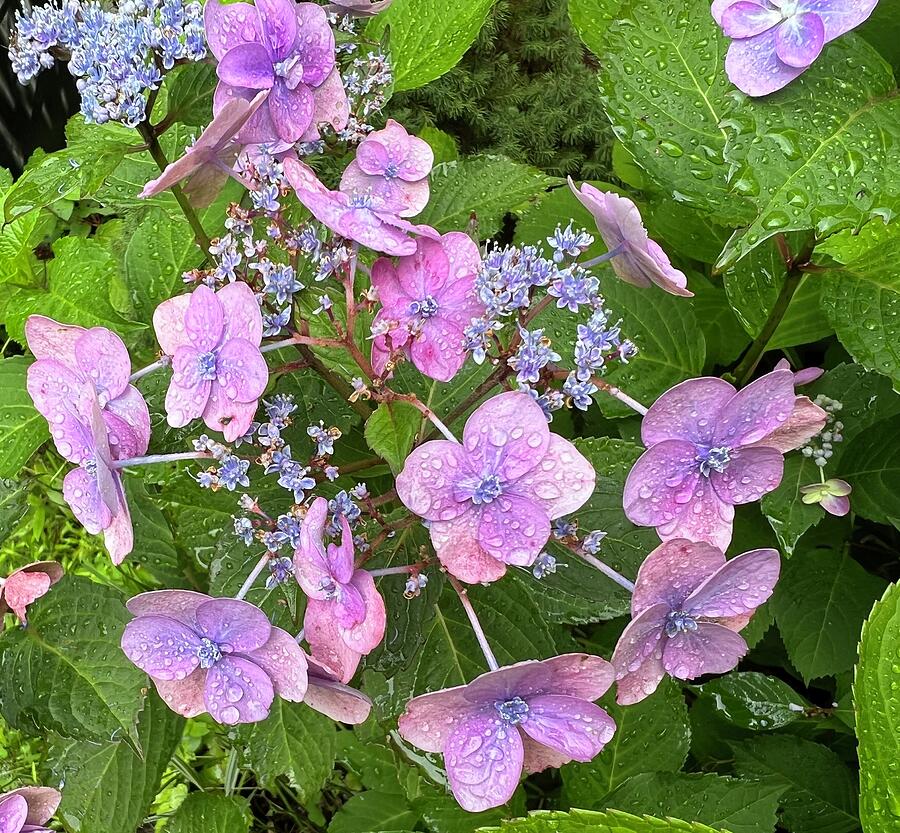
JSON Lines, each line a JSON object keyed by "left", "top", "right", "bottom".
{"left": 0, "top": 562, "right": 63, "bottom": 625}
{"left": 612, "top": 539, "right": 780, "bottom": 704}
{"left": 396, "top": 391, "right": 596, "bottom": 583}
{"left": 0, "top": 787, "right": 61, "bottom": 833}
{"left": 398, "top": 655, "right": 616, "bottom": 812}
{"left": 122, "top": 590, "right": 308, "bottom": 724}
{"left": 153, "top": 282, "right": 268, "bottom": 442}
{"left": 371, "top": 233, "right": 485, "bottom": 382}
{"left": 623, "top": 367, "right": 827, "bottom": 550}
{"left": 711, "top": 0, "right": 880, "bottom": 96}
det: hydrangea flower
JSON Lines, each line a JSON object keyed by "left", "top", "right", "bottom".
{"left": 122, "top": 590, "right": 308, "bottom": 724}
{"left": 294, "top": 497, "right": 386, "bottom": 682}
{"left": 398, "top": 654, "right": 616, "bottom": 812}
{"left": 206, "top": 0, "right": 348, "bottom": 144}
{"left": 27, "top": 376, "right": 137, "bottom": 563}
{"left": 340, "top": 119, "right": 433, "bottom": 216}
{"left": 0, "top": 562, "right": 63, "bottom": 624}
{"left": 396, "top": 391, "right": 596, "bottom": 584}
{"left": 304, "top": 653, "right": 372, "bottom": 724}
{"left": 0, "top": 787, "right": 61, "bottom": 833}
{"left": 284, "top": 157, "right": 440, "bottom": 256}
{"left": 568, "top": 179, "right": 692, "bottom": 297}
{"left": 153, "top": 282, "right": 268, "bottom": 442}
{"left": 25, "top": 315, "right": 151, "bottom": 461}
{"left": 371, "top": 233, "right": 484, "bottom": 381}
{"left": 611, "top": 539, "right": 779, "bottom": 704}
{"left": 140, "top": 90, "right": 269, "bottom": 204}
{"left": 325, "top": 0, "right": 393, "bottom": 16}
{"left": 711, "top": 0, "right": 879, "bottom": 96}
{"left": 623, "top": 368, "right": 827, "bottom": 550}
{"left": 800, "top": 478, "right": 852, "bottom": 516}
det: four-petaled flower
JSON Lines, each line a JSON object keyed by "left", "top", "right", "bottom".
{"left": 568, "top": 179, "right": 692, "bottom": 297}
{"left": 153, "top": 282, "right": 269, "bottom": 442}
{"left": 611, "top": 539, "right": 779, "bottom": 704}
{"left": 340, "top": 119, "right": 433, "bottom": 217}
{"left": 122, "top": 590, "right": 308, "bottom": 725}
{"left": 371, "top": 233, "right": 484, "bottom": 381}
{"left": 396, "top": 391, "right": 596, "bottom": 584}
{"left": 284, "top": 157, "right": 440, "bottom": 256}
{"left": 711, "top": 0, "right": 879, "bottom": 96}
{"left": 293, "top": 497, "right": 386, "bottom": 683}
{"left": 398, "top": 654, "right": 616, "bottom": 812}
{"left": 623, "top": 368, "right": 827, "bottom": 550}
{"left": 0, "top": 561, "right": 63, "bottom": 624}
{"left": 205, "top": 0, "right": 348, "bottom": 144}
{"left": 0, "top": 787, "right": 61, "bottom": 833}
{"left": 800, "top": 477, "right": 852, "bottom": 516}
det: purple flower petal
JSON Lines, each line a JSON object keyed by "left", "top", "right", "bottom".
{"left": 522, "top": 735, "right": 572, "bottom": 774}
{"left": 203, "top": 0, "right": 263, "bottom": 60}
{"left": 411, "top": 317, "right": 466, "bottom": 381}
{"left": 333, "top": 580, "right": 366, "bottom": 630}
{"left": 216, "top": 42, "right": 275, "bottom": 89}
{"left": 121, "top": 614, "right": 203, "bottom": 680}
{"left": 630, "top": 539, "right": 724, "bottom": 617}
{"left": 339, "top": 570, "right": 386, "bottom": 654}
{"left": 154, "top": 669, "right": 208, "bottom": 718}
{"left": 204, "top": 655, "right": 274, "bottom": 724}
{"left": 103, "top": 480, "right": 134, "bottom": 566}
{"left": 269, "top": 80, "right": 315, "bottom": 143}
{"left": 370, "top": 256, "right": 412, "bottom": 310}
{"left": 24, "top": 316, "right": 81, "bottom": 363}
{"left": 26, "top": 361, "right": 94, "bottom": 463}
{"left": 714, "top": 368, "right": 796, "bottom": 447}
{"left": 724, "top": 27, "right": 806, "bottom": 96}
{"left": 640, "top": 377, "right": 736, "bottom": 447}
{"left": 245, "top": 625, "right": 309, "bottom": 702}
{"left": 219, "top": 280, "right": 264, "bottom": 345}
{"left": 477, "top": 494, "right": 549, "bottom": 567}
{"left": 684, "top": 547, "right": 780, "bottom": 619}
{"left": 775, "top": 11, "right": 825, "bottom": 67}
{"left": 164, "top": 377, "right": 211, "bottom": 428}
{"left": 611, "top": 603, "right": 667, "bottom": 688}
{"left": 340, "top": 162, "right": 431, "bottom": 216}
{"left": 0, "top": 795, "right": 27, "bottom": 833}
{"left": 623, "top": 439, "right": 702, "bottom": 527}
{"left": 657, "top": 475, "right": 735, "bottom": 551}
{"left": 662, "top": 622, "right": 748, "bottom": 680}
{"left": 398, "top": 683, "right": 481, "bottom": 753}
{"left": 0, "top": 788, "right": 60, "bottom": 828}
{"left": 442, "top": 231, "right": 482, "bottom": 281}
{"left": 519, "top": 694, "right": 616, "bottom": 763}
{"left": 820, "top": 492, "right": 851, "bottom": 516}
{"left": 305, "top": 673, "right": 372, "bottom": 724}
{"left": 294, "top": 3, "right": 336, "bottom": 87}
{"left": 63, "top": 466, "right": 112, "bottom": 534}
{"left": 721, "top": 0, "right": 781, "bottom": 37}
{"left": 1, "top": 571, "right": 50, "bottom": 624}
{"left": 203, "top": 385, "right": 259, "bottom": 441}
{"left": 105, "top": 386, "right": 151, "bottom": 456}
{"left": 326, "top": 515, "right": 355, "bottom": 584}
{"left": 750, "top": 395, "right": 827, "bottom": 453}
{"left": 152, "top": 294, "right": 192, "bottom": 356}
{"left": 214, "top": 339, "right": 268, "bottom": 403}
{"left": 185, "top": 284, "right": 225, "bottom": 353}
{"left": 614, "top": 649, "right": 666, "bottom": 706}
{"left": 73, "top": 327, "right": 131, "bottom": 403}
{"left": 429, "top": 511, "right": 509, "bottom": 584}
{"left": 444, "top": 710, "right": 523, "bottom": 812}
{"left": 304, "top": 597, "right": 362, "bottom": 683}
{"left": 294, "top": 498, "right": 334, "bottom": 599}
{"left": 301, "top": 67, "right": 350, "bottom": 142}
{"left": 710, "top": 446, "right": 783, "bottom": 504}
{"left": 396, "top": 441, "right": 472, "bottom": 521}
{"left": 255, "top": 0, "right": 297, "bottom": 61}
{"left": 195, "top": 597, "right": 272, "bottom": 653}
{"left": 126, "top": 590, "right": 209, "bottom": 628}
{"left": 172, "top": 345, "right": 209, "bottom": 392}
{"left": 465, "top": 655, "right": 615, "bottom": 703}
{"left": 802, "top": 0, "right": 879, "bottom": 40}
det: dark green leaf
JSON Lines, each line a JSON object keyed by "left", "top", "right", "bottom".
{"left": 481, "top": 808, "right": 732, "bottom": 833}
{"left": 328, "top": 792, "right": 420, "bottom": 833}
{"left": 760, "top": 455, "right": 824, "bottom": 555}
{"left": 365, "top": 402, "right": 420, "bottom": 473}
{"left": 0, "top": 357, "right": 49, "bottom": 479}
{"left": 165, "top": 63, "right": 217, "bottom": 127}
{"left": 164, "top": 793, "right": 251, "bottom": 833}
{"left": 695, "top": 671, "right": 809, "bottom": 731}
{"left": 840, "top": 415, "right": 900, "bottom": 528}
{"left": 0, "top": 478, "right": 28, "bottom": 545}
{"left": 125, "top": 478, "right": 191, "bottom": 589}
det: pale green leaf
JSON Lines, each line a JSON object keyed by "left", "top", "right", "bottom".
{"left": 0, "top": 357, "right": 49, "bottom": 479}
{"left": 364, "top": 402, "right": 420, "bottom": 473}
{"left": 164, "top": 793, "right": 251, "bottom": 833}
{"left": 481, "top": 808, "right": 732, "bottom": 833}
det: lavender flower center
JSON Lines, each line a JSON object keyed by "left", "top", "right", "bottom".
{"left": 495, "top": 696, "right": 529, "bottom": 725}
{"left": 696, "top": 445, "right": 731, "bottom": 476}
{"left": 83, "top": 458, "right": 98, "bottom": 477}
{"left": 197, "top": 637, "right": 222, "bottom": 669}
{"left": 664, "top": 610, "right": 699, "bottom": 638}
{"left": 384, "top": 161, "right": 400, "bottom": 179}
{"left": 348, "top": 193, "right": 374, "bottom": 209}
{"left": 318, "top": 576, "right": 340, "bottom": 600}
{"left": 472, "top": 474, "right": 503, "bottom": 505}
{"left": 409, "top": 295, "right": 439, "bottom": 319}
{"left": 197, "top": 350, "right": 218, "bottom": 380}
{"left": 273, "top": 56, "right": 300, "bottom": 79}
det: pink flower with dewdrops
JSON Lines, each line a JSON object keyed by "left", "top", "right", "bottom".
{"left": 0, "top": 787, "right": 61, "bottom": 833}
{"left": 612, "top": 539, "right": 779, "bottom": 704}
{"left": 340, "top": 119, "right": 434, "bottom": 216}
{"left": 371, "top": 233, "right": 484, "bottom": 382}
{"left": 121, "top": 590, "right": 308, "bottom": 725}
{"left": 568, "top": 179, "right": 692, "bottom": 297}
{"left": 284, "top": 157, "right": 440, "bottom": 256}
{"left": 153, "top": 282, "right": 268, "bottom": 442}
{"left": 396, "top": 391, "right": 596, "bottom": 584}
{"left": 0, "top": 562, "right": 63, "bottom": 624}
{"left": 623, "top": 367, "right": 827, "bottom": 551}
{"left": 294, "top": 497, "right": 386, "bottom": 683}
{"left": 398, "top": 654, "right": 616, "bottom": 812}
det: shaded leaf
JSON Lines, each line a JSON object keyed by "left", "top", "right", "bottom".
{"left": 695, "top": 671, "right": 809, "bottom": 731}
{"left": 164, "top": 793, "right": 251, "bottom": 833}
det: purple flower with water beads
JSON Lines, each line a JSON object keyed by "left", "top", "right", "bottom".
{"left": 140, "top": 90, "right": 269, "bottom": 206}
{"left": 396, "top": 391, "right": 595, "bottom": 584}
{"left": 711, "top": 0, "right": 879, "bottom": 97}
{"left": 284, "top": 157, "right": 440, "bottom": 256}
{"left": 398, "top": 654, "right": 616, "bottom": 812}
{"left": 623, "top": 368, "right": 828, "bottom": 551}
{"left": 0, "top": 787, "right": 61, "bottom": 833}
{"left": 612, "top": 539, "right": 779, "bottom": 704}
{"left": 294, "top": 498, "right": 386, "bottom": 683}
{"left": 206, "top": 0, "right": 348, "bottom": 145}
{"left": 121, "top": 590, "right": 308, "bottom": 724}
{"left": 0, "top": 562, "right": 63, "bottom": 625}
{"left": 370, "top": 233, "right": 484, "bottom": 382}
{"left": 568, "top": 179, "right": 692, "bottom": 297}
{"left": 153, "top": 282, "right": 268, "bottom": 442}
{"left": 340, "top": 119, "right": 434, "bottom": 216}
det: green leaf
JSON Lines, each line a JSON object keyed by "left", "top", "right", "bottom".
{"left": 856, "top": 580, "right": 900, "bottom": 831}
{"left": 3, "top": 237, "right": 141, "bottom": 344}
{"left": 774, "top": 546, "right": 885, "bottom": 683}
{"left": 688, "top": 274, "right": 750, "bottom": 368}
{"left": 604, "top": 772, "right": 784, "bottom": 833}
{"left": 0, "top": 478, "right": 28, "bottom": 545}
{"left": 561, "top": 680, "right": 690, "bottom": 805}
{"left": 328, "top": 792, "right": 420, "bottom": 833}
{"left": 52, "top": 690, "right": 184, "bottom": 833}
{"left": 695, "top": 671, "right": 809, "bottom": 731}
{"left": 718, "top": 35, "right": 900, "bottom": 268}
{"left": 164, "top": 793, "right": 251, "bottom": 833}
{"left": 125, "top": 478, "right": 191, "bottom": 590}
{"left": 759, "top": 455, "right": 824, "bottom": 555}
{"left": 415, "top": 155, "right": 557, "bottom": 239}
{"left": 594, "top": 0, "right": 752, "bottom": 223}
{"left": 731, "top": 736, "right": 859, "bottom": 833}
{"left": 418, "top": 126, "right": 459, "bottom": 166}
{"left": 235, "top": 699, "right": 337, "bottom": 801}
{"left": 164, "top": 62, "right": 217, "bottom": 127}
{"left": 0, "top": 357, "right": 49, "bottom": 479}
{"left": 0, "top": 575, "right": 146, "bottom": 745}
{"left": 839, "top": 415, "right": 900, "bottom": 528}
{"left": 568, "top": 0, "right": 621, "bottom": 58}
{"left": 365, "top": 402, "right": 420, "bottom": 473}
{"left": 858, "top": 1, "right": 900, "bottom": 74}
{"left": 367, "top": 0, "right": 496, "bottom": 91}
{"left": 481, "top": 808, "right": 733, "bottom": 833}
